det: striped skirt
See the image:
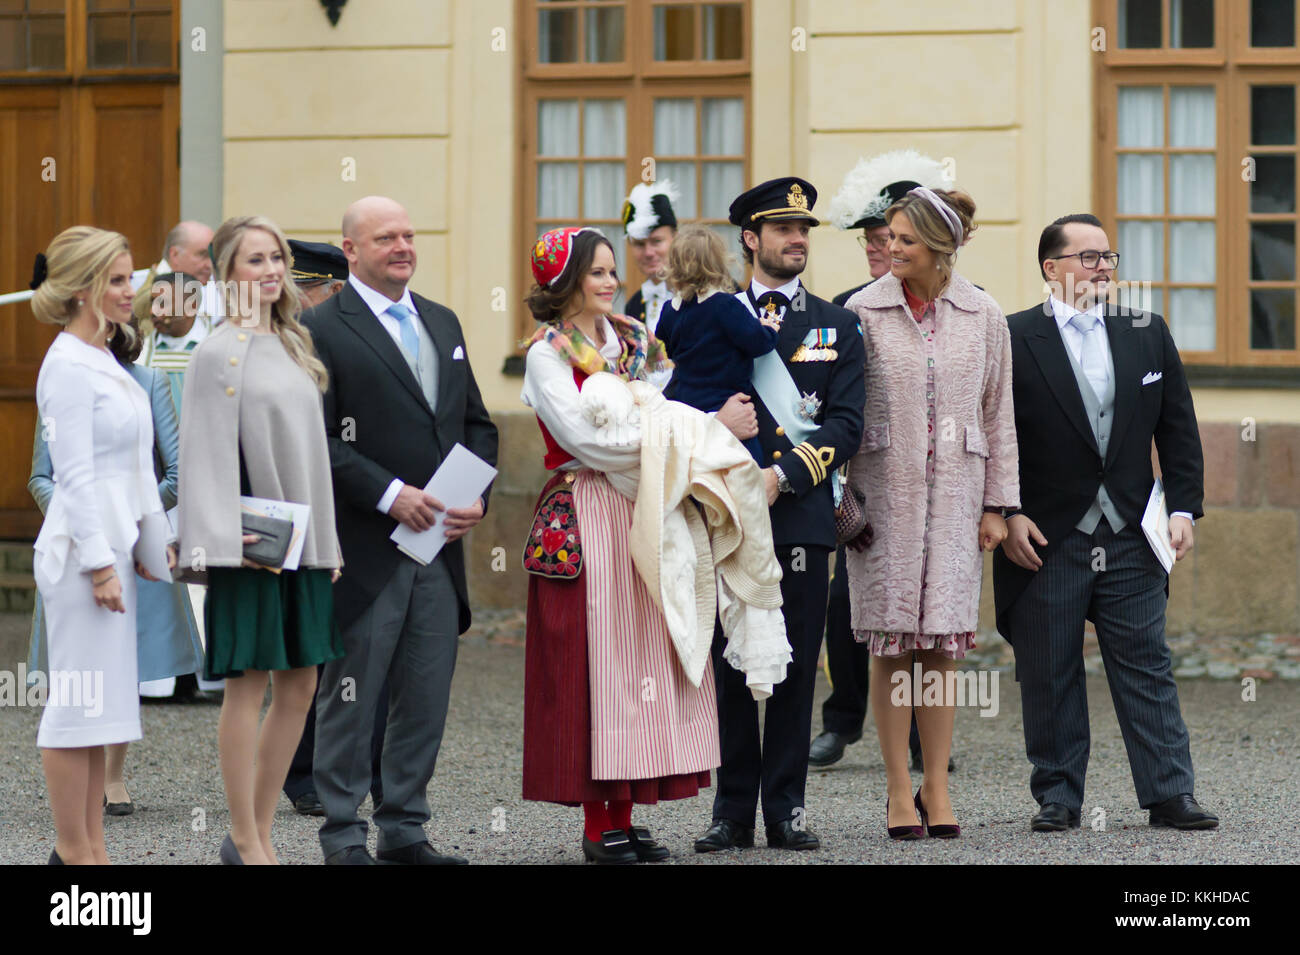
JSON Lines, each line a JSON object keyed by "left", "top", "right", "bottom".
{"left": 522, "top": 469, "right": 719, "bottom": 806}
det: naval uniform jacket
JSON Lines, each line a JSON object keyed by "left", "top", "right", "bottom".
{"left": 735, "top": 281, "right": 865, "bottom": 549}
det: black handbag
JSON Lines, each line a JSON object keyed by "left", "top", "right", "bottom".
{"left": 241, "top": 513, "right": 294, "bottom": 568}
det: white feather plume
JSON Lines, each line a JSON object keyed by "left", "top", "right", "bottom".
{"left": 623, "top": 179, "right": 681, "bottom": 239}
{"left": 826, "top": 150, "right": 952, "bottom": 230}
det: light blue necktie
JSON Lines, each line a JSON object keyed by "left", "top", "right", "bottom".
{"left": 1069, "top": 311, "right": 1108, "bottom": 402}
{"left": 387, "top": 302, "right": 419, "bottom": 364}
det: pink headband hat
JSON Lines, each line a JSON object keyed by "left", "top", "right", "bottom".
{"left": 531, "top": 227, "right": 600, "bottom": 287}
{"left": 907, "top": 186, "right": 965, "bottom": 244}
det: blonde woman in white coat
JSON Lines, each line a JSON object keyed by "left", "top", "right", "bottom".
{"left": 29, "top": 227, "right": 176, "bottom": 864}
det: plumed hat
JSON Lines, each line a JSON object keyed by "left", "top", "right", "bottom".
{"left": 621, "top": 180, "right": 680, "bottom": 240}
{"left": 827, "top": 150, "right": 951, "bottom": 230}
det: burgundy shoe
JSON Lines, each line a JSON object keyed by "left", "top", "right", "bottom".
{"left": 886, "top": 797, "right": 923, "bottom": 840}
{"left": 914, "top": 788, "right": 960, "bottom": 839}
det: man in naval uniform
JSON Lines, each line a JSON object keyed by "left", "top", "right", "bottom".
{"left": 694, "top": 177, "right": 865, "bottom": 853}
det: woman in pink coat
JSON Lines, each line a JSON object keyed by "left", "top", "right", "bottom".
{"left": 843, "top": 187, "right": 1019, "bottom": 840}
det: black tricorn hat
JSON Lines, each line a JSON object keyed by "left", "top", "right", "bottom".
{"left": 850, "top": 179, "right": 921, "bottom": 230}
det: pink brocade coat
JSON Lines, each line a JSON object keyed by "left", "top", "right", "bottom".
{"left": 842, "top": 272, "right": 1020, "bottom": 635}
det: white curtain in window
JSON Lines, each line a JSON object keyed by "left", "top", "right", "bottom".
{"left": 1118, "top": 87, "right": 1163, "bottom": 147}
{"left": 654, "top": 99, "right": 696, "bottom": 155}
{"left": 537, "top": 164, "right": 578, "bottom": 219}
{"left": 584, "top": 100, "right": 625, "bottom": 156}
{"left": 1170, "top": 221, "right": 1216, "bottom": 282}
{"left": 539, "top": 100, "right": 579, "bottom": 156}
{"left": 584, "top": 163, "right": 624, "bottom": 220}
{"left": 1170, "top": 155, "right": 1215, "bottom": 214}
{"left": 657, "top": 161, "right": 697, "bottom": 217}
{"left": 702, "top": 98, "right": 744, "bottom": 154}
{"left": 1170, "top": 87, "right": 1215, "bottom": 147}
{"left": 1119, "top": 220, "right": 1164, "bottom": 281}
{"left": 1118, "top": 155, "right": 1164, "bottom": 214}
{"left": 1170, "top": 288, "right": 1216, "bottom": 350}
{"left": 702, "top": 162, "right": 743, "bottom": 219}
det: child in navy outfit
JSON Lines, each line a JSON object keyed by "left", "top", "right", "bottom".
{"left": 655, "top": 225, "right": 780, "bottom": 462}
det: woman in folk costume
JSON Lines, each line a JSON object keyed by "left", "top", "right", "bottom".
{"left": 843, "top": 188, "right": 1019, "bottom": 840}
{"left": 520, "top": 227, "right": 721, "bottom": 864}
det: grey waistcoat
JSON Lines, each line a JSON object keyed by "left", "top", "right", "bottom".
{"left": 397, "top": 321, "right": 439, "bottom": 415}
{"left": 1060, "top": 325, "right": 1124, "bottom": 534}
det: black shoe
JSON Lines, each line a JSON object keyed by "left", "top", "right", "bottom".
{"left": 1030, "top": 803, "right": 1081, "bottom": 832}
{"left": 219, "top": 834, "right": 244, "bottom": 865}
{"left": 103, "top": 793, "right": 134, "bottom": 816}
{"left": 377, "top": 841, "right": 468, "bottom": 865}
{"left": 292, "top": 792, "right": 325, "bottom": 816}
{"left": 325, "top": 845, "right": 377, "bottom": 865}
{"left": 1149, "top": 794, "right": 1218, "bottom": 830}
{"left": 48, "top": 849, "right": 63, "bottom": 865}
{"left": 625, "top": 826, "right": 670, "bottom": 862}
{"left": 693, "top": 819, "right": 755, "bottom": 853}
{"left": 765, "top": 819, "right": 820, "bottom": 850}
{"left": 582, "top": 829, "right": 637, "bottom": 865}
{"left": 809, "top": 730, "right": 860, "bottom": 767}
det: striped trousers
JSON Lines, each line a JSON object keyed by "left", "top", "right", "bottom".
{"left": 1009, "top": 523, "right": 1194, "bottom": 810}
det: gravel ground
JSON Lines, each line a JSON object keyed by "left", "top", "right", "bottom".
{"left": 1, "top": 612, "right": 1296, "bottom": 866}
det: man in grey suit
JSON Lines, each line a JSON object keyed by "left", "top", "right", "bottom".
{"left": 994, "top": 213, "right": 1217, "bottom": 833}
{"left": 305, "top": 196, "right": 499, "bottom": 864}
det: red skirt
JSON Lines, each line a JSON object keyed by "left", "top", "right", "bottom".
{"left": 522, "top": 471, "right": 712, "bottom": 806}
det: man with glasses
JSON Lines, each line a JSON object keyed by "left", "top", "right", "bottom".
{"left": 993, "top": 213, "right": 1217, "bottom": 833}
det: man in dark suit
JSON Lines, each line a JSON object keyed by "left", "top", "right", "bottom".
{"left": 305, "top": 196, "right": 499, "bottom": 864}
{"left": 994, "top": 213, "right": 1217, "bottom": 832}
{"left": 694, "top": 177, "right": 865, "bottom": 852}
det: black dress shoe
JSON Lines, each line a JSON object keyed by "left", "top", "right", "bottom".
{"left": 325, "top": 845, "right": 377, "bottom": 865}
{"left": 292, "top": 792, "right": 325, "bottom": 816}
{"left": 765, "top": 819, "right": 820, "bottom": 850}
{"left": 625, "top": 826, "right": 670, "bottom": 862}
{"left": 377, "top": 841, "right": 468, "bottom": 865}
{"left": 582, "top": 829, "right": 637, "bottom": 865}
{"left": 1149, "top": 794, "right": 1219, "bottom": 830}
{"left": 693, "top": 819, "right": 755, "bottom": 853}
{"left": 1030, "top": 803, "right": 1081, "bottom": 832}
{"left": 48, "top": 849, "right": 63, "bottom": 865}
{"left": 809, "top": 730, "right": 861, "bottom": 767}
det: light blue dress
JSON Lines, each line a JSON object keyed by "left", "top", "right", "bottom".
{"left": 27, "top": 362, "right": 203, "bottom": 683}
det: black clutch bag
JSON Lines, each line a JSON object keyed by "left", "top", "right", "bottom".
{"left": 241, "top": 513, "right": 294, "bottom": 568}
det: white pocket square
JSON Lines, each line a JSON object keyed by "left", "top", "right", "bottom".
{"left": 452, "top": 345, "right": 464, "bottom": 360}
{"left": 1142, "top": 371, "right": 1162, "bottom": 385}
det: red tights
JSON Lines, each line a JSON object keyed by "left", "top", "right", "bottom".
{"left": 583, "top": 800, "right": 634, "bottom": 841}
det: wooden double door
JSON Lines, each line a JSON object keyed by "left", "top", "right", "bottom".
{"left": 0, "top": 1, "right": 178, "bottom": 539}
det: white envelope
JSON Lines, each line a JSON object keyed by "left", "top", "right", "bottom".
{"left": 1140, "top": 479, "right": 1176, "bottom": 574}
{"left": 390, "top": 443, "right": 497, "bottom": 565}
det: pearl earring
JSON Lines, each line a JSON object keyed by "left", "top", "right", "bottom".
{"left": 77, "top": 298, "right": 85, "bottom": 305}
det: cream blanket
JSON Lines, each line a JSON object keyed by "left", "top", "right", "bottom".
{"left": 578, "top": 372, "right": 791, "bottom": 699}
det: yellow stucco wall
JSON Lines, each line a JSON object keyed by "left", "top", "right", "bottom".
{"left": 220, "top": 0, "right": 519, "bottom": 410}
{"left": 215, "top": 1, "right": 1295, "bottom": 422}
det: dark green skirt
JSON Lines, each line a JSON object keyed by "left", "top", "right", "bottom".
{"left": 204, "top": 567, "right": 342, "bottom": 680}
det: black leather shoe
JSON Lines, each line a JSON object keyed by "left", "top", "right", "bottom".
{"left": 325, "top": 845, "right": 377, "bottom": 865}
{"left": 765, "top": 819, "right": 820, "bottom": 850}
{"left": 1030, "top": 803, "right": 1081, "bottom": 832}
{"left": 808, "top": 730, "right": 861, "bottom": 767}
{"left": 377, "top": 841, "right": 468, "bottom": 865}
{"left": 582, "top": 829, "right": 637, "bottom": 865}
{"left": 625, "top": 826, "right": 670, "bottom": 862}
{"left": 1149, "top": 794, "right": 1218, "bottom": 830}
{"left": 292, "top": 792, "right": 325, "bottom": 816}
{"left": 693, "top": 819, "right": 755, "bottom": 853}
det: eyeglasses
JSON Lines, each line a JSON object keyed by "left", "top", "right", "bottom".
{"left": 857, "top": 234, "right": 890, "bottom": 250}
{"left": 1049, "top": 250, "right": 1121, "bottom": 269}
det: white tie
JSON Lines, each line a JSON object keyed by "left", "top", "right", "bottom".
{"left": 1069, "top": 312, "right": 1108, "bottom": 402}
